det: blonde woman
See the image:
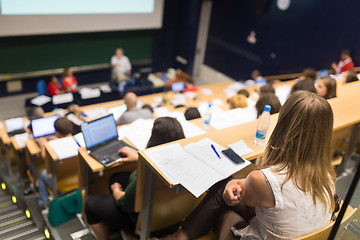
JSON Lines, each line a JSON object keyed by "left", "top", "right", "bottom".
{"left": 156, "top": 90, "right": 336, "bottom": 240}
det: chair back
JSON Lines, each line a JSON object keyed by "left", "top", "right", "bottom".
{"left": 37, "top": 80, "right": 47, "bottom": 95}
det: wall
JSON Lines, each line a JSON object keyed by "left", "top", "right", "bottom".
{"left": 204, "top": 0, "right": 360, "bottom": 80}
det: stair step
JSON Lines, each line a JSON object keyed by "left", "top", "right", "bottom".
{"left": 0, "top": 210, "right": 24, "bottom": 224}
{"left": 11, "top": 230, "right": 45, "bottom": 240}
{"left": 0, "top": 201, "right": 13, "bottom": 210}
{"left": 0, "top": 195, "right": 12, "bottom": 203}
{"left": 0, "top": 205, "right": 18, "bottom": 215}
{"left": 0, "top": 221, "right": 35, "bottom": 240}
{"left": 0, "top": 216, "right": 28, "bottom": 231}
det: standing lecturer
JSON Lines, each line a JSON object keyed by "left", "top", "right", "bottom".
{"left": 111, "top": 48, "right": 132, "bottom": 92}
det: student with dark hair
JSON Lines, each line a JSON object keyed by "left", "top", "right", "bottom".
{"left": 345, "top": 71, "right": 359, "bottom": 83}
{"left": 259, "top": 84, "right": 275, "bottom": 95}
{"left": 255, "top": 93, "right": 281, "bottom": 118}
{"left": 47, "top": 76, "right": 64, "bottom": 96}
{"left": 251, "top": 70, "right": 267, "bottom": 85}
{"left": 332, "top": 49, "right": 354, "bottom": 75}
{"left": 142, "top": 104, "right": 154, "bottom": 113}
{"left": 155, "top": 91, "right": 336, "bottom": 240}
{"left": 237, "top": 89, "right": 250, "bottom": 98}
{"left": 290, "top": 79, "right": 316, "bottom": 94}
{"left": 298, "top": 68, "right": 317, "bottom": 82}
{"left": 184, "top": 107, "right": 201, "bottom": 121}
{"left": 37, "top": 117, "right": 75, "bottom": 208}
{"left": 316, "top": 77, "right": 337, "bottom": 99}
{"left": 85, "top": 117, "right": 185, "bottom": 240}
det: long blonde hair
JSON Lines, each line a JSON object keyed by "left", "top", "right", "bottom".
{"left": 261, "top": 90, "right": 335, "bottom": 212}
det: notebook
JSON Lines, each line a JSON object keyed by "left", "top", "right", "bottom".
{"left": 81, "top": 114, "right": 132, "bottom": 167}
{"left": 5, "top": 117, "right": 25, "bottom": 136}
{"left": 107, "top": 104, "right": 127, "bottom": 121}
{"left": 32, "top": 115, "right": 60, "bottom": 138}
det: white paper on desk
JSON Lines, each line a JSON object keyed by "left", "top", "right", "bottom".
{"left": 227, "top": 82, "right": 246, "bottom": 91}
{"left": 184, "top": 91, "right": 196, "bottom": 99}
{"left": 144, "top": 143, "right": 224, "bottom": 198}
{"left": 100, "top": 85, "right": 112, "bottom": 93}
{"left": 48, "top": 136, "right": 79, "bottom": 160}
{"left": 184, "top": 138, "right": 250, "bottom": 177}
{"left": 275, "top": 85, "right": 291, "bottom": 105}
{"left": 212, "top": 99, "right": 224, "bottom": 106}
{"left": 73, "top": 132, "right": 86, "bottom": 148}
{"left": 83, "top": 108, "right": 107, "bottom": 121}
{"left": 79, "top": 88, "right": 101, "bottom": 99}
{"left": 124, "top": 119, "right": 154, "bottom": 150}
{"left": 117, "top": 125, "right": 129, "bottom": 140}
{"left": 52, "top": 93, "right": 73, "bottom": 105}
{"left": 170, "top": 111, "right": 186, "bottom": 122}
{"left": 178, "top": 119, "right": 206, "bottom": 138}
{"left": 201, "top": 88, "right": 213, "bottom": 96}
{"left": 153, "top": 96, "right": 163, "bottom": 104}
{"left": 154, "top": 107, "right": 172, "bottom": 118}
{"left": 14, "top": 132, "right": 30, "bottom": 148}
{"left": 198, "top": 102, "right": 225, "bottom": 117}
{"left": 66, "top": 113, "right": 84, "bottom": 126}
{"left": 30, "top": 95, "right": 51, "bottom": 106}
{"left": 228, "top": 140, "right": 254, "bottom": 157}
{"left": 210, "top": 107, "right": 257, "bottom": 130}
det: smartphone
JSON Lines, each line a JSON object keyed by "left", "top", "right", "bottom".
{"left": 222, "top": 149, "right": 245, "bottom": 164}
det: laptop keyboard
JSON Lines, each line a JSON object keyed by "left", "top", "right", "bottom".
{"left": 92, "top": 140, "right": 128, "bottom": 160}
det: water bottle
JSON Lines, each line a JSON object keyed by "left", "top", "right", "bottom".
{"left": 254, "top": 105, "right": 271, "bottom": 145}
{"left": 203, "top": 103, "right": 212, "bottom": 130}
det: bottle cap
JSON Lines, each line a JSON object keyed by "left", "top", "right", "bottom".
{"left": 208, "top": 103, "right": 212, "bottom": 108}
{"left": 264, "top": 105, "right": 271, "bottom": 112}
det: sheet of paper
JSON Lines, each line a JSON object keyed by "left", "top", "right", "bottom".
{"left": 30, "top": 95, "right": 51, "bottom": 106}
{"left": 66, "top": 113, "right": 84, "bottom": 126}
{"left": 48, "top": 136, "right": 79, "bottom": 160}
{"left": 14, "top": 132, "right": 30, "bottom": 148}
{"left": 52, "top": 93, "right": 74, "bottom": 105}
{"left": 124, "top": 119, "right": 154, "bottom": 150}
{"left": 275, "top": 84, "right": 291, "bottom": 105}
{"left": 184, "top": 91, "right": 196, "bottom": 99}
{"left": 154, "top": 106, "right": 172, "bottom": 118}
{"left": 178, "top": 119, "right": 206, "bottom": 138}
{"left": 100, "top": 85, "right": 112, "bottom": 93}
{"left": 144, "top": 143, "right": 224, "bottom": 198}
{"left": 210, "top": 107, "right": 257, "bottom": 130}
{"left": 73, "top": 132, "right": 86, "bottom": 148}
{"left": 228, "top": 140, "right": 254, "bottom": 156}
{"left": 211, "top": 98, "right": 224, "bottom": 106}
{"left": 201, "top": 88, "right": 213, "bottom": 96}
{"left": 79, "top": 88, "right": 101, "bottom": 99}
{"left": 83, "top": 108, "right": 107, "bottom": 121}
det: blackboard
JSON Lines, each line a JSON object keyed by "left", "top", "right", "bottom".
{"left": 0, "top": 30, "right": 153, "bottom": 74}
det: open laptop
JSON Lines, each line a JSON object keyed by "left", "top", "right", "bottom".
{"left": 31, "top": 115, "right": 60, "bottom": 139}
{"left": 171, "top": 82, "right": 185, "bottom": 92}
{"left": 81, "top": 114, "right": 132, "bottom": 167}
{"left": 5, "top": 117, "right": 25, "bottom": 136}
{"left": 107, "top": 104, "right": 127, "bottom": 121}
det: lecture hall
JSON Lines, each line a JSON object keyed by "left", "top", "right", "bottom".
{"left": 0, "top": 0, "right": 360, "bottom": 239}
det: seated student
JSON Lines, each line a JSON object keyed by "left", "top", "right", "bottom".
{"left": 237, "top": 89, "right": 250, "bottom": 98}
{"left": 37, "top": 117, "right": 74, "bottom": 209}
{"left": 290, "top": 79, "right": 316, "bottom": 94}
{"left": 345, "top": 71, "right": 359, "bottom": 83}
{"left": 316, "top": 77, "right": 337, "bottom": 99}
{"left": 298, "top": 68, "right": 317, "bottom": 82}
{"left": 229, "top": 94, "right": 247, "bottom": 109}
{"left": 65, "top": 104, "right": 89, "bottom": 134}
{"left": 184, "top": 107, "right": 201, "bottom": 120}
{"left": 259, "top": 84, "right": 275, "bottom": 95}
{"left": 62, "top": 68, "right": 78, "bottom": 93}
{"left": 332, "top": 49, "right": 354, "bottom": 75}
{"left": 142, "top": 104, "right": 154, "bottom": 113}
{"left": 26, "top": 107, "right": 45, "bottom": 134}
{"left": 255, "top": 93, "right": 281, "bottom": 118}
{"left": 116, "top": 92, "right": 154, "bottom": 125}
{"left": 85, "top": 117, "right": 186, "bottom": 240}
{"left": 251, "top": 70, "right": 267, "bottom": 86}
{"left": 155, "top": 91, "right": 336, "bottom": 240}
{"left": 47, "top": 76, "right": 64, "bottom": 96}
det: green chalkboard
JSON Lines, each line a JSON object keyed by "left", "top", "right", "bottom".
{"left": 0, "top": 30, "right": 153, "bottom": 74}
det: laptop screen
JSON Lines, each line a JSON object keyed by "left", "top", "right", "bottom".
{"left": 81, "top": 114, "right": 118, "bottom": 149}
{"left": 171, "top": 82, "right": 185, "bottom": 92}
{"left": 5, "top": 117, "right": 24, "bottom": 132}
{"left": 32, "top": 115, "right": 60, "bottom": 138}
{"left": 107, "top": 104, "right": 127, "bottom": 121}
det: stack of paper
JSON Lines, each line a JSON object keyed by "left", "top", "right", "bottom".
{"left": 144, "top": 138, "right": 251, "bottom": 197}
{"left": 79, "top": 88, "right": 101, "bottom": 99}
{"left": 100, "top": 85, "right": 112, "bottom": 93}
{"left": 201, "top": 88, "right": 213, "bottom": 96}
{"left": 48, "top": 136, "right": 79, "bottom": 160}
{"left": 14, "top": 132, "right": 30, "bottom": 148}
{"left": 210, "top": 107, "right": 257, "bottom": 130}
{"left": 178, "top": 120, "right": 206, "bottom": 138}
{"left": 52, "top": 93, "right": 73, "bottom": 105}
{"left": 121, "top": 119, "right": 154, "bottom": 150}
{"left": 31, "top": 95, "right": 51, "bottom": 106}
{"left": 228, "top": 140, "right": 254, "bottom": 156}
{"left": 73, "top": 132, "right": 86, "bottom": 148}
{"left": 275, "top": 85, "right": 291, "bottom": 105}
{"left": 83, "top": 108, "right": 107, "bottom": 121}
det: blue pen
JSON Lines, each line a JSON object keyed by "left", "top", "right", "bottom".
{"left": 211, "top": 144, "right": 221, "bottom": 159}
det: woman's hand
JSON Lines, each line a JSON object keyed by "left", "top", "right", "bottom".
{"left": 223, "top": 179, "right": 243, "bottom": 206}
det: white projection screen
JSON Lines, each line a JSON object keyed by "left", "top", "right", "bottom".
{"left": 0, "top": 0, "right": 164, "bottom": 37}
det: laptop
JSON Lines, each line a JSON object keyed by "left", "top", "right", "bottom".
{"left": 5, "top": 117, "right": 25, "bottom": 136}
{"left": 107, "top": 104, "right": 127, "bottom": 121}
{"left": 81, "top": 114, "right": 132, "bottom": 167}
{"left": 31, "top": 115, "right": 60, "bottom": 139}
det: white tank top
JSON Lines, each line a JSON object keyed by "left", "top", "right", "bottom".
{"left": 232, "top": 167, "right": 332, "bottom": 239}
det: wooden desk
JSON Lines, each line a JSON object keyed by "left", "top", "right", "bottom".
{"left": 10, "top": 136, "right": 27, "bottom": 178}
{"left": 25, "top": 139, "right": 43, "bottom": 185}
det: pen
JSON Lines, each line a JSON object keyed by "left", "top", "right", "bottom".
{"left": 211, "top": 144, "right": 221, "bottom": 159}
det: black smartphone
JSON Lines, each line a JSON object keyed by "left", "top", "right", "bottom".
{"left": 222, "top": 149, "right": 245, "bottom": 164}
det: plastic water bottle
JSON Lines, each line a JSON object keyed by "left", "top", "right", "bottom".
{"left": 254, "top": 105, "right": 271, "bottom": 145}
{"left": 203, "top": 103, "right": 212, "bottom": 130}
